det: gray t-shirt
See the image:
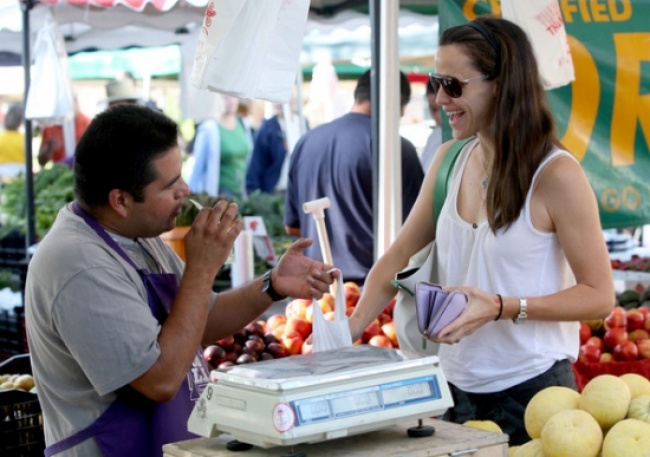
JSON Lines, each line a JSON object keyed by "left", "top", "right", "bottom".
{"left": 24, "top": 205, "right": 210, "bottom": 456}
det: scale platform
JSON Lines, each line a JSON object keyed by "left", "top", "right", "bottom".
{"left": 188, "top": 345, "right": 453, "bottom": 449}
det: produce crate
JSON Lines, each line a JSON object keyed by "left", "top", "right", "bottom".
{"left": 573, "top": 359, "right": 650, "bottom": 391}
{"left": 0, "top": 354, "right": 45, "bottom": 456}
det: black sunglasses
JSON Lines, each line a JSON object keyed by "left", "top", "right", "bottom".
{"left": 429, "top": 73, "right": 489, "bottom": 98}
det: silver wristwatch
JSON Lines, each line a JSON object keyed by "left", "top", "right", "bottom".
{"left": 513, "top": 298, "right": 528, "bottom": 325}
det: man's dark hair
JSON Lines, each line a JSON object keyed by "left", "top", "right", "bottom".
{"left": 354, "top": 69, "right": 412, "bottom": 108}
{"left": 74, "top": 104, "right": 179, "bottom": 206}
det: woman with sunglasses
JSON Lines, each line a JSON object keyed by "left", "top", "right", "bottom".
{"left": 349, "top": 15, "right": 614, "bottom": 445}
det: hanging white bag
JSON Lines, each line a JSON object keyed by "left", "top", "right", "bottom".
{"left": 25, "top": 11, "right": 74, "bottom": 125}
{"left": 191, "top": 0, "right": 310, "bottom": 103}
{"left": 311, "top": 269, "right": 353, "bottom": 353}
{"left": 501, "top": 0, "right": 575, "bottom": 90}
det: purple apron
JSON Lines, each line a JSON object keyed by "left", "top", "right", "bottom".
{"left": 45, "top": 202, "right": 210, "bottom": 457}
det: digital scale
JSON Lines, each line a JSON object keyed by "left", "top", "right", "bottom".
{"left": 188, "top": 345, "right": 453, "bottom": 449}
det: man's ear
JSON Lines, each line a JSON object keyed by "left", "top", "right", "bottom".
{"left": 107, "top": 189, "right": 132, "bottom": 218}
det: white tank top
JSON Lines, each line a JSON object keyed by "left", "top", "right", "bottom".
{"left": 436, "top": 138, "right": 579, "bottom": 393}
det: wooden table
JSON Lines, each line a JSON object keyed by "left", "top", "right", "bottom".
{"left": 163, "top": 418, "right": 509, "bottom": 457}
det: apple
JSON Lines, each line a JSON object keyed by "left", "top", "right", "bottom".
{"left": 637, "top": 307, "right": 650, "bottom": 320}
{"left": 613, "top": 340, "right": 639, "bottom": 361}
{"left": 281, "top": 330, "right": 304, "bottom": 355}
{"left": 244, "top": 321, "right": 265, "bottom": 338}
{"left": 603, "top": 327, "right": 629, "bottom": 351}
{"left": 301, "top": 339, "right": 313, "bottom": 355}
{"left": 345, "top": 306, "right": 355, "bottom": 317}
{"left": 377, "top": 312, "right": 393, "bottom": 326}
{"left": 579, "top": 344, "right": 601, "bottom": 363}
{"left": 382, "top": 297, "right": 397, "bottom": 317}
{"left": 637, "top": 338, "right": 650, "bottom": 359}
{"left": 259, "top": 352, "right": 274, "bottom": 361}
{"left": 323, "top": 311, "right": 336, "bottom": 320}
{"left": 368, "top": 334, "right": 393, "bottom": 348}
{"left": 381, "top": 321, "right": 398, "bottom": 347}
{"left": 361, "top": 318, "right": 382, "bottom": 343}
{"left": 343, "top": 281, "right": 361, "bottom": 308}
{"left": 215, "top": 335, "right": 235, "bottom": 351}
{"left": 236, "top": 353, "right": 256, "bottom": 364}
{"left": 269, "top": 324, "right": 286, "bottom": 341}
{"left": 626, "top": 309, "right": 646, "bottom": 331}
{"left": 243, "top": 336, "right": 265, "bottom": 356}
{"left": 318, "top": 293, "right": 335, "bottom": 312}
{"left": 579, "top": 374, "right": 632, "bottom": 429}
{"left": 629, "top": 329, "right": 650, "bottom": 342}
{"left": 584, "top": 336, "right": 604, "bottom": 351}
{"left": 604, "top": 307, "right": 627, "bottom": 330}
{"left": 266, "top": 341, "right": 288, "bottom": 359}
{"left": 645, "top": 314, "right": 650, "bottom": 332}
{"left": 583, "top": 319, "right": 604, "bottom": 332}
{"left": 263, "top": 333, "right": 280, "bottom": 346}
{"left": 285, "top": 298, "right": 311, "bottom": 319}
{"left": 216, "top": 361, "right": 234, "bottom": 372}
{"left": 305, "top": 298, "right": 334, "bottom": 324}
{"left": 203, "top": 345, "right": 226, "bottom": 368}
{"left": 264, "top": 313, "right": 287, "bottom": 334}
{"left": 579, "top": 321, "right": 592, "bottom": 344}
{"left": 285, "top": 316, "right": 312, "bottom": 339}
{"left": 600, "top": 352, "right": 614, "bottom": 363}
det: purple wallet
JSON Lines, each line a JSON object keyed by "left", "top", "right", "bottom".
{"left": 415, "top": 282, "right": 467, "bottom": 339}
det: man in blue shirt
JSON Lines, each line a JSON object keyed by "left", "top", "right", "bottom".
{"left": 284, "top": 70, "right": 424, "bottom": 285}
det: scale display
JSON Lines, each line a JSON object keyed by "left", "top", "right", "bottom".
{"left": 292, "top": 375, "right": 440, "bottom": 426}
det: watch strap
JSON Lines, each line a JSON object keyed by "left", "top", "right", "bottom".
{"left": 514, "top": 297, "right": 528, "bottom": 324}
{"left": 263, "top": 270, "right": 286, "bottom": 302}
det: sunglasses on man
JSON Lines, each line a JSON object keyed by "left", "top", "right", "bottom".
{"left": 429, "top": 73, "right": 489, "bottom": 98}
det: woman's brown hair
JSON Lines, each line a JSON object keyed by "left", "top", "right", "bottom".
{"left": 440, "top": 15, "right": 558, "bottom": 232}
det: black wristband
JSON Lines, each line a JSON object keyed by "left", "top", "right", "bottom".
{"left": 494, "top": 294, "right": 504, "bottom": 321}
{"left": 262, "top": 270, "right": 286, "bottom": 302}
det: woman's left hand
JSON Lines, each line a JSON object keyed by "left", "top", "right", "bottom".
{"left": 432, "top": 286, "right": 500, "bottom": 345}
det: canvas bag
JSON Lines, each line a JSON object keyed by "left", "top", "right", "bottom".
{"left": 191, "top": 0, "right": 310, "bottom": 103}
{"left": 391, "top": 138, "right": 472, "bottom": 356}
{"left": 501, "top": 0, "right": 575, "bottom": 90}
{"left": 311, "top": 269, "right": 352, "bottom": 353}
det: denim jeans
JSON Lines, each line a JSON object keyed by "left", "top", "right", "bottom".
{"left": 442, "top": 359, "right": 577, "bottom": 446}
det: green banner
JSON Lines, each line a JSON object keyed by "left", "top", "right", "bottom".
{"left": 439, "top": 0, "right": 650, "bottom": 229}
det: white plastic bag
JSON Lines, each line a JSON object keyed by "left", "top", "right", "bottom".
{"left": 191, "top": 0, "right": 310, "bottom": 103}
{"left": 311, "top": 269, "right": 352, "bottom": 353}
{"left": 24, "top": 11, "right": 74, "bottom": 125}
{"left": 501, "top": 0, "right": 575, "bottom": 90}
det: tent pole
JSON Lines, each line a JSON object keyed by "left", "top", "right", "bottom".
{"left": 369, "top": 0, "right": 380, "bottom": 262}
{"left": 20, "top": 0, "right": 37, "bottom": 252}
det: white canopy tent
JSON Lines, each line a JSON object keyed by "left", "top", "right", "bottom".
{"left": 0, "top": 0, "right": 438, "bottom": 259}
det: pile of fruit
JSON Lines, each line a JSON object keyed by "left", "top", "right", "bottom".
{"left": 579, "top": 306, "right": 650, "bottom": 363}
{"left": 0, "top": 373, "right": 35, "bottom": 392}
{"left": 509, "top": 373, "right": 650, "bottom": 456}
{"left": 611, "top": 255, "right": 650, "bottom": 273}
{"left": 202, "top": 281, "right": 398, "bottom": 371}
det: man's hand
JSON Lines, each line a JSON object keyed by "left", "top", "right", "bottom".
{"left": 184, "top": 200, "right": 242, "bottom": 280}
{"left": 272, "top": 238, "right": 337, "bottom": 299}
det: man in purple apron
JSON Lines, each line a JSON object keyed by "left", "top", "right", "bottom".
{"left": 24, "top": 104, "right": 336, "bottom": 457}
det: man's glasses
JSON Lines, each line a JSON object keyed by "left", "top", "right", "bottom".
{"left": 429, "top": 73, "right": 489, "bottom": 98}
